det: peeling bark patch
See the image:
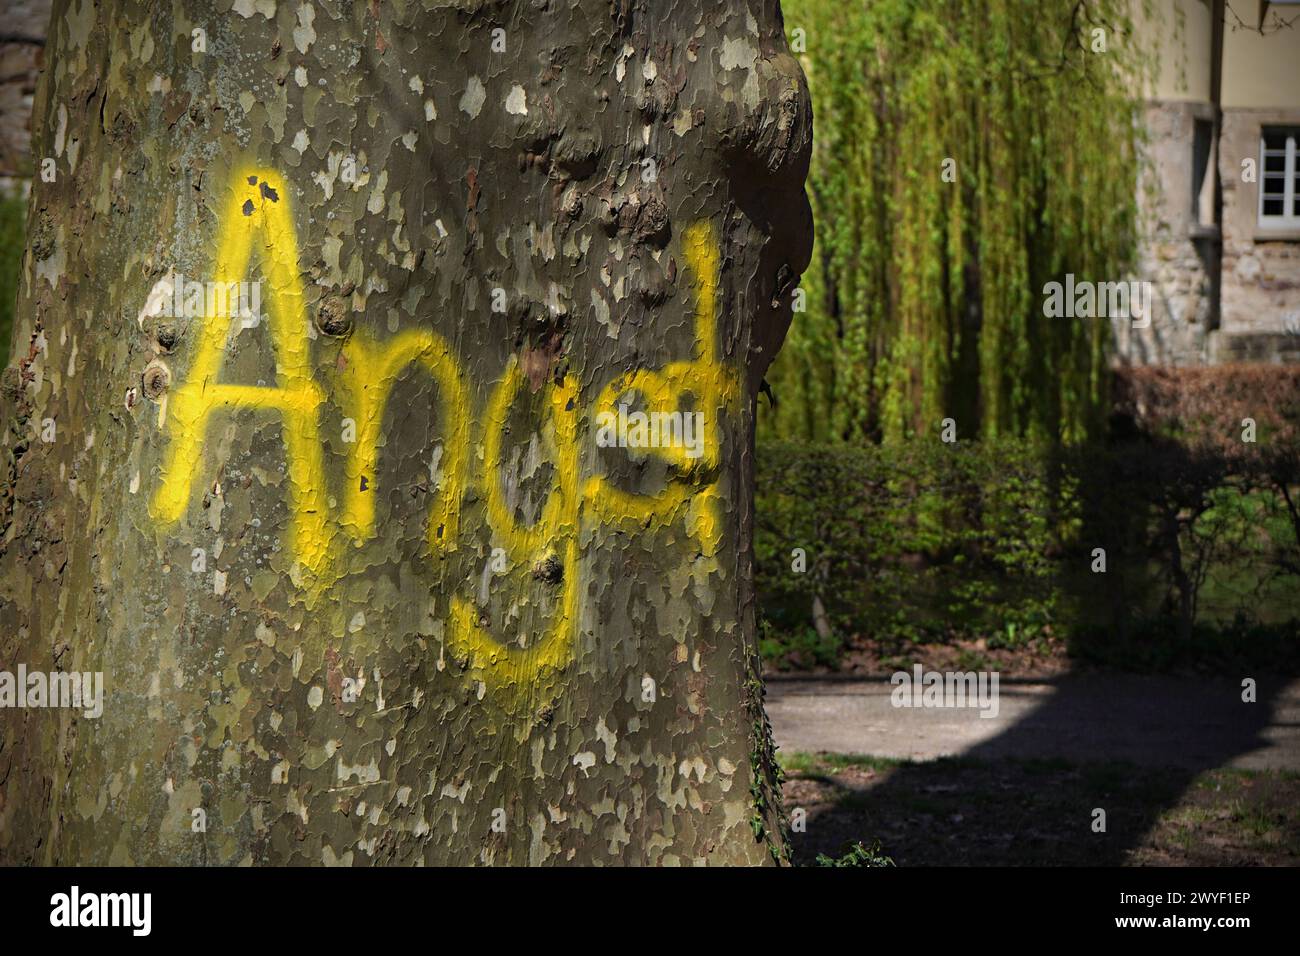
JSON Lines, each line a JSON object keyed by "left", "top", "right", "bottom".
{"left": 459, "top": 77, "right": 486, "bottom": 118}
{"left": 293, "top": 3, "right": 317, "bottom": 55}
{"left": 505, "top": 85, "right": 527, "bottom": 116}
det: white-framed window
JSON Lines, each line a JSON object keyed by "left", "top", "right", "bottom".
{"left": 1259, "top": 127, "right": 1300, "bottom": 229}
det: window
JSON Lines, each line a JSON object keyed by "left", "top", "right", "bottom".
{"left": 1192, "top": 117, "right": 1215, "bottom": 227}
{"left": 1259, "top": 127, "right": 1300, "bottom": 229}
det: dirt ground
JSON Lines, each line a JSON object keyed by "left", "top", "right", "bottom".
{"left": 765, "top": 673, "right": 1300, "bottom": 769}
{"left": 767, "top": 671, "right": 1300, "bottom": 866}
{"left": 782, "top": 752, "right": 1300, "bottom": 866}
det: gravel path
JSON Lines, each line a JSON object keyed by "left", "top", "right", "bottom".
{"left": 765, "top": 672, "right": 1300, "bottom": 770}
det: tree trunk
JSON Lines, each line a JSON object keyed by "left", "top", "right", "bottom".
{"left": 0, "top": 0, "right": 812, "bottom": 865}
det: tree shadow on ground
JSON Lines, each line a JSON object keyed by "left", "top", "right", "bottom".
{"left": 780, "top": 670, "right": 1300, "bottom": 866}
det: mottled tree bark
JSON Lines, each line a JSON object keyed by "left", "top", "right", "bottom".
{"left": 0, "top": 0, "right": 811, "bottom": 865}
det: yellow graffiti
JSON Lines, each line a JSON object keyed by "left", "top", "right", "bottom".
{"left": 335, "top": 330, "right": 469, "bottom": 554}
{"left": 152, "top": 167, "right": 736, "bottom": 703}
{"left": 152, "top": 169, "right": 332, "bottom": 578}
{"left": 585, "top": 222, "right": 736, "bottom": 558}
{"left": 446, "top": 362, "right": 581, "bottom": 696}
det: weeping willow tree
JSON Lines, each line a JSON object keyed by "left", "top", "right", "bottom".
{"left": 765, "top": 0, "right": 1152, "bottom": 444}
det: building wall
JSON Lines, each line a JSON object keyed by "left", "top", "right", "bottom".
{"left": 1123, "top": 0, "right": 1300, "bottom": 365}
{"left": 0, "top": 0, "right": 51, "bottom": 189}
{"left": 1221, "top": 1, "right": 1300, "bottom": 109}
{"left": 1136, "top": 0, "right": 1215, "bottom": 102}
{"left": 1115, "top": 100, "right": 1216, "bottom": 365}
{"left": 1215, "top": 0, "right": 1300, "bottom": 360}
{"left": 1214, "top": 107, "right": 1300, "bottom": 361}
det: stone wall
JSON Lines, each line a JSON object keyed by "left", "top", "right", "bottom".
{"left": 1114, "top": 100, "right": 1217, "bottom": 366}
{"left": 1117, "top": 99, "right": 1300, "bottom": 366}
{"left": 1213, "top": 107, "right": 1300, "bottom": 363}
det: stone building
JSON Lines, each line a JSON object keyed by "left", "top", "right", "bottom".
{"left": 0, "top": 0, "right": 50, "bottom": 192}
{"left": 1122, "top": 0, "right": 1300, "bottom": 365}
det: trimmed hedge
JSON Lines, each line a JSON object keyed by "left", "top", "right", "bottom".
{"left": 0, "top": 186, "right": 25, "bottom": 363}
{"left": 755, "top": 432, "right": 1300, "bottom": 671}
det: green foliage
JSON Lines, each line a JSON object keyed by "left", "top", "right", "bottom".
{"left": 757, "top": 439, "right": 1070, "bottom": 659}
{"left": 814, "top": 839, "right": 895, "bottom": 868}
{"left": 758, "top": 620, "right": 843, "bottom": 670}
{"left": 744, "top": 671, "right": 792, "bottom": 865}
{"left": 0, "top": 185, "right": 27, "bottom": 364}
{"left": 756, "top": 438, "right": 1300, "bottom": 671}
{"left": 767, "top": 0, "right": 1150, "bottom": 443}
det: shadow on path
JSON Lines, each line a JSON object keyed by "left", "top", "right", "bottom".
{"left": 768, "top": 671, "right": 1300, "bottom": 864}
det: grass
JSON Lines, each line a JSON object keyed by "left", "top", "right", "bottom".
{"left": 779, "top": 751, "right": 906, "bottom": 775}
{"left": 779, "top": 750, "right": 1300, "bottom": 866}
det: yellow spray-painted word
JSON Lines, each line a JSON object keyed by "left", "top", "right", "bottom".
{"left": 151, "top": 168, "right": 737, "bottom": 697}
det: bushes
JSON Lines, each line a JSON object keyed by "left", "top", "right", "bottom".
{"left": 755, "top": 434, "right": 1300, "bottom": 671}
{"left": 0, "top": 185, "right": 26, "bottom": 363}
{"left": 756, "top": 440, "right": 1070, "bottom": 661}
{"left": 1111, "top": 364, "right": 1300, "bottom": 456}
